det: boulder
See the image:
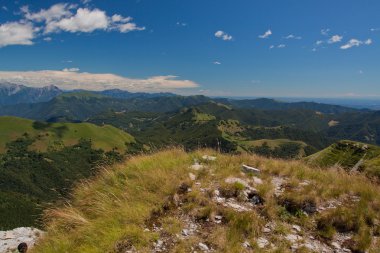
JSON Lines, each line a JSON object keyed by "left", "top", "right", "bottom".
{"left": 202, "top": 155, "right": 217, "bottom": 161}
{"left": 241, "top": 164, "right": 260, "bottom": 174}
{"left": 0, "top": 227, "right": 44, "bottom": 253}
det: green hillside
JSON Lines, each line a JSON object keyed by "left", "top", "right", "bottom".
{"left": 88, "top": 105, "right": 333, "bottom": 157}
{"left": 0, "top": 116, "right": 135, "bottom": 229}
{"left": 0, "top": 116, "right": 134, "bottom": 153}
{"left": 305, "top": 140, "right": 380, "bottom": 178}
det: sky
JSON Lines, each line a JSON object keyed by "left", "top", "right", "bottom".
{"left": 0, "top": 0, "right": 379, "bottom": 98}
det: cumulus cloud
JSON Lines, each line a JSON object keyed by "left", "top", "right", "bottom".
{"left": 117, "top": 22, "right": 145, "bottom": 33}
{"left": 22, "top": 3, "right": 75, "bottom": 23}
{"left": 111, "top": 14, "right": 132, "bottom": 23}
{"left": 43, "top": 6, "right": 145, "bottom": 34}
{"left": 45, "top": 8, "right": 109, "bottom": 33}
{"left": 259, "top": 29, "right": 272, "bottom": 39}
{"left": 213, "top": 61, "right": 221, "bottom": 65}
{"left": 284, "top": 34, "right": 301, "bottom": 40}
{"left": 0, "top": 22, "right": 35, "bottom": 47}
{"left": 0, "top": 70, "right": 199, "bottom": 92}
{"left": 215, "top": 30, "right": 233, "bottom": 41}
{"left": 340, "top": 38, "right": 372, "bottom": 50}
{"left": 328, "top": 35, "right": 343, "bottom": 44}
{"left": 0, "top": 3, "right": 145, "bottom": 47}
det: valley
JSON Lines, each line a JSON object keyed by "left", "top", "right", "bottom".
{"left": 0, "top": 83, "right": 379, "bottom": 252}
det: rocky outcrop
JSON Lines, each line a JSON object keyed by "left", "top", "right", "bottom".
{"left": 0, "top": 227, "right": 44, "bottom": 253}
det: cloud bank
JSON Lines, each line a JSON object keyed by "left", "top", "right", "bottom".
{"left": 0, "top": 70, "right": 199, "bottom": 92}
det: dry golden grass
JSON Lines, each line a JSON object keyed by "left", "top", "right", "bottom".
{"left": 32, "top": 149, "right": 380, "bottom": 253}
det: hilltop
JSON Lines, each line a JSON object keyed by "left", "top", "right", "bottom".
{"left": 31, "top": 149, "right": 380, "bottom": 253}
{"left": 0, "top": 116, "right": 134, "bottom": 153}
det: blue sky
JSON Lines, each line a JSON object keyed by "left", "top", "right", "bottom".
{"left": 0, "top": 0, "right": 379, "bottom": 97}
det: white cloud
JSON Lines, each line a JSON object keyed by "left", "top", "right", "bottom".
{"left": 22, "top": 3, "right": 75, "bottom": 23}
{"left": 0, "top": 3, "right": 144, "bottom": 47}
{"left": 365, "top": 39, "right": 372, "bottom": 45}
{"left": 321, "top": 28, "right": 330, "bottom": 36}
{"left": 340, "top": 38, "right": 372, "bottom": 50}
{"left": 0, "top": 22, "right": 35, "bottom": 47}
{"left": 213, "top": 61, "right": 221, "bottom": 65}
{"left": 215, "top": 30, "right": 233, "bottom": 41}
{"left": 269, "top": 44, "right": 285, "bottom": 49}
{"left": 45, "top": 8, "right": 109, "bottom": 33}
{"left": 328, "top": 35, "right": 343, "bottom": 44}
{"left": 0, "top": 70, "right": 199, "bottom": 92}
{"left": 259, "top": 29, "right": 272, "bottom": 39}
{"left": 111, "top": 14, "right": 132, "bottom": 23}
{"left": 117, "top": 22, "right": 145, "bottom": 33}
{"left": 370, "top": 28, "right": 380, "bottom": 32}
{"left": 2, "top": 6, "right": 8, "bottom": 11}
{"left": 62, "top": 68, "right": 80, "bottom": 72}
{"left": 176, "top": 22, "right": 187, "bottom": 27}
{"left": 316, "top": 40, "right": 323, "bottom": 45}
{"left": 284, "top": 34, "right": 301, "bottom": 40}
{"left": 42, "top": 8, "right": 145, "bottom": 34}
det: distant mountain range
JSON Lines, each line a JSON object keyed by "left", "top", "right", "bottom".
{"left": 0, "top": 83, "right": 177, "bottom": 106}
{"left": 0, "top": 82, "right": 380, "bottom": 151}
{"left": 0, "top": 83, "right": 62, "bottom": 105}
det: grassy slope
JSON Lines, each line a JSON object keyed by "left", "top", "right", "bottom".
{"left": 246, "top": 139, "right": 307, "bottom": 149}
{"left": 33, "top": 149, "right": 380, "bottom": 252}
{"left": 0, "top": 116, "right": 134, "bottom": 152}
{"left": 305, "top": 140, "right": 380, "bottom": 178}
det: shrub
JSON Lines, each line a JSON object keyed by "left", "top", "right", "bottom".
{"left": 219, "top": 182, "right": 245, "bottom": 199}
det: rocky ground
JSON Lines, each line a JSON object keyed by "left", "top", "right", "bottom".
{"left": 140, "top": 156, "right": 379, "bottom": 252}
{"left": 0, "top": 227, "right": 44, "bottom": 253}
